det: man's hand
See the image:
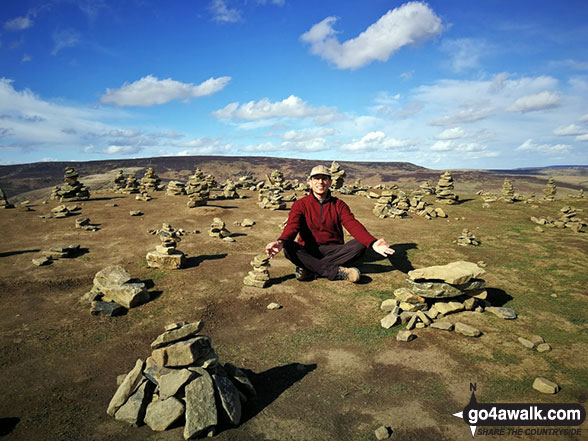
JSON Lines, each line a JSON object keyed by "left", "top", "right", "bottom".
{"left": 372, "top": 238, "right": 395, "bottom": 257}
{"left": 265, "top": 240, "right": 284, "bottom": 258}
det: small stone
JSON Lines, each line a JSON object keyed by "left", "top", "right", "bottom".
{"left": 90, "top": 301, "right": 126, "bottom": 317}
{"left": 107, "top": 359, "right": 145, "bottom": 416}
{"left": 396, "top": 330, "right": 416, "bottom": 342}
{"left": 164, "top": 321, "right": 189, "bottom": 331}
{"left": 380, "top": 299, "right": 399, "bottom": 312}
{"left": 380, "top": 313, "right": 399, "bottom": 329}
{"left": 375, "top": 425, "right": 392, "bottom": 440}
{"left": 455, "top": 322, "right": 482, "bottom": 337}
{"left": 406, "top": 315, "right": 417, "bottom": 330}
{"left": 431, "top": 321, "right": 454, "bottom": 331}
{"left": 536, "top": 343, "right": 552, "bottom": 353}
{"left": 129, "top": 210, "right": 143, "bottom": 216}
{"left": 532, "top": 377, "right": 560, "bottom": 394}
{"left": 399, "top": 311, "right": 416, "bottom": 324}
{"left": 32, "top": 256, "right": 52, "bottom": 266}
{"left": 267, "top": 302, "right": 282, "bottom": 310}
{"left": 486, "top": 306, "right": 517, "bottom": 320}
{"left": 528, "top": 335, "right": 545, "bottom": 345}
{"left": 518, "top": 337, "right": 536, "bottom": 349}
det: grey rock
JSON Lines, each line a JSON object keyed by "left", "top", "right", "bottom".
{"left": 159, "top": 369, "right": 196, "bottom": 400}
{"left": 532, "top": 377, "right": 560, "bottom": 394}
{"left": 375, "top": 425, "right": 392, "bottom": 440}
{"left": 455, "top": 322, "right": 482, "bottom": 337}
{"left": 486, "top": 306, "right": 517, "bottom": 320}
{"left": 114, "top": 378, "right": 153, "bottom": 426}
{"left": 396, "top": 330, "right": 416, "bottom": 342}
{"left": 431, "top": 321, "right": 454, "bottom": 331}
{"left": 406, "top": 315, "right": 417, "bottom": 330}
{"left": 90, "top": 301, "right": 126, "bottom": 317}
{"left": 406, "top": 278, "right": 485, "bottom": 298}
{"left": 184, "top": 368, "right": 217, "bottom": 439}
{"left": 143, "top": 357, "right": 173, "bottom": 386}
{"left": 408, "top": 261, "right": 485, "bottom": 284}
{"left": 380, "top": 313, "right": 399, "bottom": 329}
{"left": 93, "top": 266, "right": 149, "bottom": 309}
{"left": 416, "top": 311, "right": 432, "bottom": 325}
{"left": 224, "top": 363, "right": 256, "bottom": 397}
{"left": 144, "top": 397, "right": 185, "bottom": 431}
{"left": 151, "top": 336, "right": 212, "bottom": 368}
{"left": 107, "top": 359, "right": 144, "bottom": 416}
{"left": 151, "top": 321, "right": 204, "bottom": 349}
{"left": 212, "top": 374, "right": 242, "bottom": 425}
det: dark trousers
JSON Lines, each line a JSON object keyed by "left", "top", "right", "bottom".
{"left": 283, "top": 239, "right": 367, "bottom": 280}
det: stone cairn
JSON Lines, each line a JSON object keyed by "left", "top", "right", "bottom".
{"left": 243, "top": 254, "right": 271, "bottom": 288}
{"left": 329, "top": 161, "right": 346, "bottom": 189}
{"left": 106, "top": 321, "right": 255, "bottom": 438}
{"left": 33, "top": 244, "right": 81, "bottom": 266}
{"left": 0, "top": 187, "right": 14, "bottom": 209}
{"left": 75, "top": 217, "right": 99, "bottom": 231}
{"left": 530, "top": 206, "right": 586, "bottom": 233}
{"left": 140, "top": 167, "right": 162, "bottom": 191}
{"left": 236, "top": 173, "right": 256, "bottom": 189}
{"left": 500, "top": 178, "right": 517, "bottom": 203}
{"left": 222, "top": 179, "right": 239, "bottom": 199}
{"left": 435, "top": 171, "right": 459, "bottom": 204}
{"left": 456, "top": 228, "right": 480, "bottom": 246}
{"left": 258, "top": 189, "right": 286, "bottom": 210}
{"left": 185, "top": 168, "right": 209, "bottom": 207}
{"left": 373, "top": 190, "right": 447, "bottom": 220}
{"left": 121, "top": 175, "right": 141, "bottom": 195}
{"left": 113, "top": 170, "right": 127, "bottom": 192}
{"left": 209, "top": 218, "right": 232, "bottom": 241}
{"left": 50, "top": 204, "right": 80, "bottom": 218}
{"left": 146, "top": 223, "right": 186, "bottom": 269}
{"left": 379, "top": 261, "right": 517, "bottom": 340}
{"left": 167, "top": 181, "right": 186, "bottom": 196}
{"left": 51, "top": 167, "right": 90, "bottom": 202}
{"left": 418, "top": 181, "right": 435, "bottom": 195}
{"left": 82, "top": 265, "right": 150, "bottom": 316}
{"left": 543, "top": 177, "right": 557, "bottom": 201}
{"left": 568, "top": 189, "right": 584, "bottom": 199}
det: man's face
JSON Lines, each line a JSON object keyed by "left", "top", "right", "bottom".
{"left": 310, "top": 174, "right": 331, "bottom": 198}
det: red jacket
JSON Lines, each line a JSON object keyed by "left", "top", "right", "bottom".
{"left": 278, "top": 191, "right": 376, "bottom": 248}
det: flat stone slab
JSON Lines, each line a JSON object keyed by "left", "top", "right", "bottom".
{"left": 90, "top": 301, "right": 126, "bottom": 317}
{"left": 406, "top": 278, "right": 485, "bottom": 298}
{"left": 144, "top": 397, "right": 185, "bottom": 431}
{"left": 396, "top": 330, "right": 416, "bottom": 342}
{"left": 408, "top": 261, "right": 486, "bottom": 285}
{"left": 212, "top": 374, "right": 242, "bottom": 425}
{"left": 431, "top": 321, "right": 454, "bottom": 331}
{"left": 146, "top": 251, "right": 185, "bottom": 269}
{"left": 159, "top": 369, "right": 196, "bottom": 400}
{"left": 431, "top": 301, "right": 464, "bottom": 316}
{"left": 455, "top": 322, "right": 482, "bottom": 337}
{"left": 114, "top": 379, "right": 153, "bottom": 426}
{"left": 184, "top": 368, "right": 217, "bottom": 439}
{"left": 380, "top": 313, "right": 399, "bottom": 329}
{"left": 107, "top": 359, "right": 144, "bottom": 416}
{"left": 151, "top": 336, "right": 213, "bottom": 368}
{"left": 486, "top": 306, "right": 517, "bottom": 319}
{"left": 151, "top": 321, "right": 204, "bottom": 349}
{"left": 532, "top": 377, "right": 560, "bottom": 394}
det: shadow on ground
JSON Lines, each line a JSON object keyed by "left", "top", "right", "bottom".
{"left": 358, "top": 242, "right": 416, "bottom": 275}
{"left": 0, "top": 249, "right": 40, "bottom": 258}
{"left": 0, "top": 417, "right": 19, "bottom": 436}
{"left": 184, "top": 253, "right": 228, "bottom": 269}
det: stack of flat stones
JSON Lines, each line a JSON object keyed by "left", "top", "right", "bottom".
{"left": 107, "top": 321, "right": 255, "bottom": 438}
{"left": 33, "top": 244, "right": 81, "bottom": 266}
{"left": 457, "top": 228, "right": 480, "bottom": 246}
{"left": 50, "top": 204, "right": 80, "bottom": 218}
{"left": 568, "top": 189, "right": 584, "bottom": 199}
{"left": 530, "top": 207, "right": 586, "bottom": 233}
{"left": 209, "top": 218, "right": 232, "bottom": 240}
{"left": 258, "top": 189, "right": 286, "bottom": 210}
{"left": 83, "top": 265, "right": 150, "bottom": 316}
{"left": 146, "top": 223, "right": 186, "bottom": 269}
{"left": 236, "top": 174, "right": 256, "bottom": 189}
{"left": 186, "top": 169, "right": 210, "bottom": 207}
{"left": 379, "top": 261, "right": 517, "bottom": 339}
{"left": 373, "top": 190, "right": 410, "bottom": 219}
{"left": 0, "top": 187, "right": 14, "bottom": 209}
{"left": 113, "top": 170, "right": 127, "bottom": 191}
{"left": 267, "top": 170, "right": 286, "bottom": 190}
{"left": 136, "top": 191, "right": 152, "bottom": 202}
{"left": 419, "top": 181, "right": 435, "bottom": 195}
{"left": 140, "top": 167, "right": 162, "bottom": 191}
{"left": 222, "top": 180, "right": 239, "bottom": 199}
{"left": 121, "top": 175, "right": 141, "bottom": 195}
{"left": 542, "top": 177, "right": 557, "bottom": 201}
{"left": 76, "top": 217, "right": 99, "bottom": 231}
{"left": 243, "top": 254, "right": 271, "bottom": 288}
{"left": 500, "top": 178, "right": 516, "bottom": 203}
{"left": 51, "top": 167, "right": 90, "bottom": 202}
{"left": 167, "top": 181, "right": 186, "bottom": 196}
{"left": 329, "top": 161, "right": 346, "bottom": 189}
{"left": 435, "top": 171, "right": 459, "bottom": 204}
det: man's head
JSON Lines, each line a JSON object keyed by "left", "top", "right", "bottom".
{"left": 309, "top": 165, "right": 331, "bottom": 199}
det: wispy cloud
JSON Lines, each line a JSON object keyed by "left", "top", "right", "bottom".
{"left": 300, "top": 1, "right": 443, "bottom": 70}
{"left": 435, "top": 127, "right": 468, "bottom": 140}
{"left": 553, "top": 124, "right": 583, "bottom": 136}
{"left": 4, "top": 16, "right": 33, "bottom": 31}
{"left": 516, "top": 138, "right": 571, "bottom": 154}
{"left": 441, "top": 38, "right": 489, "bottom": 73}
{"left": 209, "top": 0, "right": 242, "bottom": 23}
{"left": 508, "top": 91, "right": 560, "bottom": 112}
{"left": 340, "top": 131, "right": 414, "bottom": 151}
{"left": 101, "top": 75, "right": 231, "bottom": 107}
{"left": 51, "top": 28, "right": 81, "bottom": 55}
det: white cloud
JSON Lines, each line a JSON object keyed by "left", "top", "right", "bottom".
{"left": 282, "top": 127, "right": 335, "bottom": 142}
{"left": 21, "top": 55, "right": 32, "bottom": 63}
{"left": 257, "top": 0, "right": 285, "bottom": 5}
{"left": 516, "top": 139, "right": 572, "bottom": 154}
{"left": 4, "top": 16, "right": 33, "bottom": 31}
{"left": 435, "top": 127, "right": 468, "bottom": 140}
{"left": 429, "top": 140, "right": 498, "bottom": 157}
{"left": 340, "top": 131, "right": 413, "bottom": 151}
{"left": 576, "top": 134, "right": 588, "bottom": 142}
{"left": 209, "top": 0, "right": 241, "bottom": 23}
{"left": 553, "top": 124, "right": 583, "bottom": 136}
{"left": 430, "top": 107, "right": 494, "bottom": 126}
{"left": 51, "top": 29, "right": 81, "bottom": 55}
{"left": 580, "top": 114, "right": 588, "bottom": 123}
{"left": 101, "top": 75, "right": 231, "bottom": 107}
{"left": 104, "top": 145, "right": 142, "bottom": 155}
{"left": 212, "top": 95, "right": 337, "bottom": 121}
{"left": 508, "top": 91, "right": 560, "bottom": 112}
{"left": 177, "top": 136, "right": 233, "bottom": 155}
{"left": 300, "top": 2, "right": 443, "bottom": 70}
{"left": 441, "top": 38, "right": 488, "bottom": 73}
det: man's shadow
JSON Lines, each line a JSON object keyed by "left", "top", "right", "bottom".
{"left": 358, "top": 242, "right": 417, "bottom": 275}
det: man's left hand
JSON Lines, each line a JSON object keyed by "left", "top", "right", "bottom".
{"left": 372, "top": 238, "right": 395, "bottom": 257}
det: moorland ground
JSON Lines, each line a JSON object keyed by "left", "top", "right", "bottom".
{"left": 0, "top": 166, "right": 587, "bottom": 441}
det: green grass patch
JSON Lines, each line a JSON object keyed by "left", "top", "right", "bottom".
{"left": 479, "top": 376, "right": 535, "bottom": 402}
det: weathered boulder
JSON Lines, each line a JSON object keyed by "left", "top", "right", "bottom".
{"left": 532, "top": 377, "right": 560, "bottom": 394}
{"left": 455, "top": 322, "right": 482, "bottom": 337}
{"left": 93, "top": 266, "right": 149, "bottom": 309}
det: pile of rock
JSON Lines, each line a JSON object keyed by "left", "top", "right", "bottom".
{"left": 456, "top": 229, "right": 480, "bottom": 247}
{"left": 435, "top": 171, "right": 459, "bottom": 204}
{"left": 121, "top": 175, "right": 141, "bottom": 195}
{"left": 329, "top": 161, "right": 346, "bottom": 189}
{"left": 236, "top": 174, "right": 256, "bottom": 189}
{"left": 50, "top": 204, "right": 80, "bottom": 218}
{"left": 33, "top": 244, "right": 82, "bottom": 266}
{"left": 543, "top": 177, "right": 557, "bottom": 201}
{"left": 258, "top": 189, "right": 286, "bottom": 210}
{"left": 140, "top": 168, "right": 162, "bottom": 191}
{"left": 209, "top": 218, "right": 232, "bottom": 240}
{"left": 243, "top": 254, "right": 271, "bottom": 288}
{"left": 185, "top": 168, "right": 206, "bottom": 194}
{"left": 500, "top": 178, "right": 518, "bottom": 203}
{"left": 373, "top": 191, "right": 447, "bottom": 220}
{"left": 83, "top": 265, "right": 150, "bottom": 316}
{"left": 113, "top": 170, "right": 127, "bottom": 191}
{"left": 222, "top": 180, "right": 240, "bottom": 199}
{"left": 419, "top": 181, "right": 435, "bottom": 195}
{"left": 135, "top": 191, "right": 152, "bottom": 202}
{"left": 167, "top": 181, "right": 186, "bottom": 196}
{"left": 187, "top": 185, "right": 209, "bottom": 207}
{"left": 234, "top": 219, "right": 255, "bottom": 228}
{"left": 379, "top": 261, "right": 516, "bottom": 338}
{"left": 51, "top": 167, "right": 90, "bottom": 202}
{"left": 106, "top": 321, "right": 255, "bottom": 438}
{"left": 530, "top": 207, "right": 586, "bottom": 233}
{"left": 146, "top": 223, "right": 186, "bottom": 269}
{"left": 568, "top": 189, "right": 584, "bottom": 199}
{"left": 1, "top": 187, "right": 14, "bottom": 208}
{"left": 76, "top": 217, "right": 99, "bottom": 231}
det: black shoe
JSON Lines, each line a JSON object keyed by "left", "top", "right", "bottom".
{"left": 295, "top": 266, "right": 315, "bottom": 282}
{"left": 335, "top": 266, "right": 361, "bottom": 283}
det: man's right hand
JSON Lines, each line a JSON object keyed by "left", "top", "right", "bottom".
{"left": 265, "top": 240, "right": 284, "bottom": 258}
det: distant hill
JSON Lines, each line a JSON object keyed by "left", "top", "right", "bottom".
{"left": 1, "top": 155, "right": 586, "bottom": 203}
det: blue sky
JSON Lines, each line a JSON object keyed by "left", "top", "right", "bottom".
{"left": 1, "top": 0, "right": 587, "bottom": 169}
